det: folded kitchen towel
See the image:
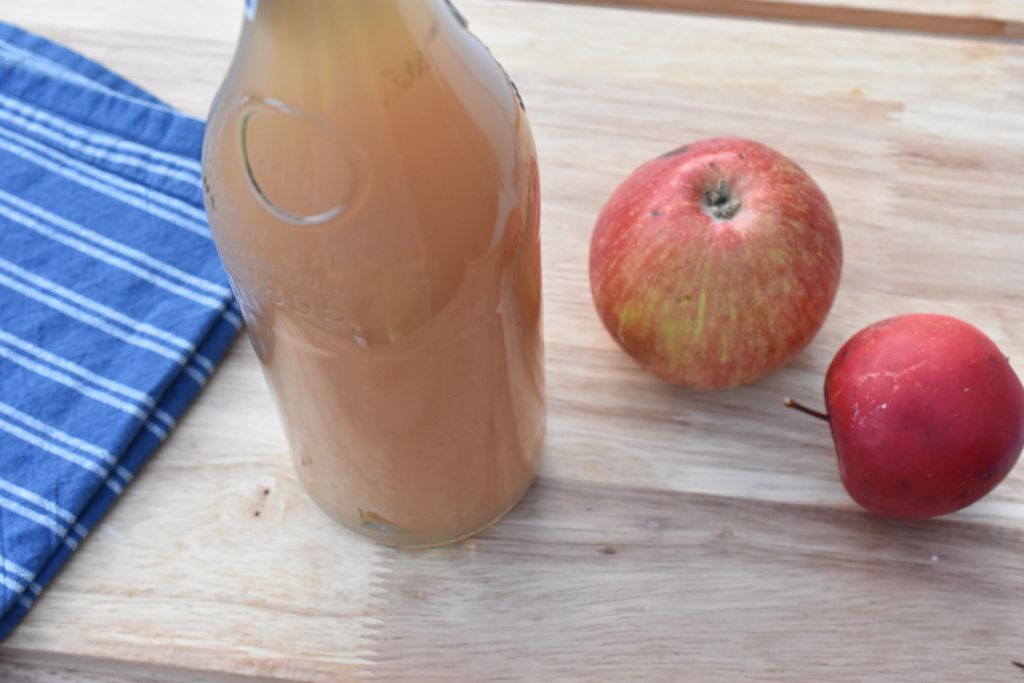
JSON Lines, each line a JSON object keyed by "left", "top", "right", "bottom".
{"left": 0, "top": 23, "right": 240, "bottom": 638}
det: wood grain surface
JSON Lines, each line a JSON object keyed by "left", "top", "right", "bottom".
{"left": 532, "top": 0, "right": 1024, "bottom": 38}
{"left": 0, "top": 0, "right": 1023, "bottom": 680}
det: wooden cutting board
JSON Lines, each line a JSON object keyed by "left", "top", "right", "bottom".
{"left": 1, "top": 0, "right": 1022, "bottom": 680}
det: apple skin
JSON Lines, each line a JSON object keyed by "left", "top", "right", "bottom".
{"left": 825, "top": 314, "right": 1024, "bottom": 518}
{"left": 589, "top": 138, "right": 842, "bottom": 389}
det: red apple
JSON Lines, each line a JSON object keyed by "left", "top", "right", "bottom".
{"left": 589, "top": 138, "right": 842, "bottom": 389}
{"left": 815, "top": 314, "right": 1024, "bottom": 518}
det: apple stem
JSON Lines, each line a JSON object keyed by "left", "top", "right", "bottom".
{"left": 783, "top": 396, "right": 830, "bottom": 422}
{"left": 704, "top": 179, "right": 742, "bottom": 221}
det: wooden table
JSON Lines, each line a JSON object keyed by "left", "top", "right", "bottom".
{"left": 1, "top": 0, "right": 1023, "bottom": 680}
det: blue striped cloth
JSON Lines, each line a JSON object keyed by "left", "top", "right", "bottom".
{"left": 0, "top": 24, "right": 240, "bottom": 638}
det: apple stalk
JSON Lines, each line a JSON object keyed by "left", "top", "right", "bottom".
{"left": 783, "top": 396, "right": 830, "bottom": 422}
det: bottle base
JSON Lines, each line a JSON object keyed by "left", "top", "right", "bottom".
{"left": 304, "top": 474, "right": 538, "bottom": 549}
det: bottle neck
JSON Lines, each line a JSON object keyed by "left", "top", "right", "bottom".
{"left": 227, "top": 0, "right": 470, "bottom": 117}
{"left": 245, "top": 0, "right": 446, "bottom": 44}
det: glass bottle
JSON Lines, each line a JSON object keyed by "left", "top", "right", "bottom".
{"left": 202, "top": 0, "right": 544, "bottom": 547}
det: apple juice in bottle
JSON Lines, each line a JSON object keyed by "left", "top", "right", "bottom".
{"left": 202, "top": 0, "right": 545, "bottom": 547}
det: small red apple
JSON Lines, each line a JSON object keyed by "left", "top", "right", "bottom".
{"left": 589, "top": 138, "right": 842, "bottom": 389}
{"left": 789, "top": 314, "right": 1024, "bottom": 518}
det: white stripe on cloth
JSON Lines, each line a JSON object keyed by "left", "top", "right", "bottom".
{"left": 0, "top": 553, "right": 37, "bottom": 606}
{"left": 0, "top": 125, "right": 207, "bottom": 223}
{"left": 183, "top": 366, "right": 208, "bottom": 386}
{"left": 0, "top": 188, "right": 228, "bottom": 297}
{"left": 0, "top": 571, "right": 38, "bottom": 611}
{"left": 0, "top": 41, "right": 161, "bottom": 115}
{"left": 0, "top": 557, "right": 42, "bottom": 595}
{"left": 0, "top": 200, "right": 223, "bottom": 309}
{"left": 223, "top": 308, "right": 243, "bottom": 330}
{"left": 145, "top": 422, "right": 167, "bottom": 440}
{"left": 0, "top": 329, "right": 155, "bottom": 406}
{"left": 0, "top": 106, "right": 202, "bottom": 186}
{"left": 0, "top": 344, "right": 150, "bottom": 421}
{"left": 0, "top": 41, "right": 196, "bottom": 126}
{"left": 0, "top": 125, "right": 205, "bottom": 224}
{"left": 0, "top": 356, "right": 176, "bottom": 450}
{"left": 0, "top": 134, "right": 210, "bottom": 238}
{"left": 153, "top": 409, "right": 176, "bottom": 429}
{"left": 0, "top": 573, "right": 37, "bottom": 614}
{"left": 0, "top": 270, "right": 186, "bottom": 364}
{"left": 0, "top": 403, "right": 137, "bottom": 526}
{"left": 0, "top": 417, "right": 109, "bottom": 478}
{"left": 0, "top": 476, "right": 77, "bottom": 525}
{"left": 0, "top": 493, "right": 67, "bottom": 536}
{"left": 0, "top": 92, "right": 201, "bottom": 174}
{"left": 0, "top": 573, "right": 27, "bottom": 596}
{"left": 0, "top": 400, "right": 117, "bottom": 465}
{"left": 192, "top": 354, "right": 215, "bottom": 373}
{"left": 0, "top": 44, "right": 116, "bottom": 98}
{"left": 0, "top": 402, "right": 139, "bottom": 502}
{"left": 0, "top": 333, "right": 202, "bottom": 450}
{"left": 0, "top": 257, "right": 194, "bottom": 354}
